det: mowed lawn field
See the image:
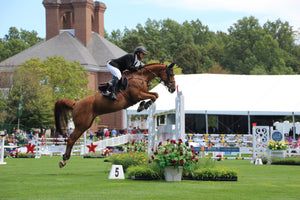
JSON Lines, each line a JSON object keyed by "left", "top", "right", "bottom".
{"left": 1, "top": 156, "right": 299, "bottom": 200}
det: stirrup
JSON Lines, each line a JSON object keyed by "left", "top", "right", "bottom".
{"left": 110, "top": 93, "right": 118, "bottom": 101}
{"left": 102, "top": 91, "right": 111, "bottom": 97}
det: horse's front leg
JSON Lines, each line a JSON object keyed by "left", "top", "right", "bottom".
{"left": 138, "top": 91, "right": 159, "bottom": 102}
{"left": 147, "top": 92, "right": 159, "bottom": 99}
{"left": 136, "top": 92, "right": 158, "bottom": 112}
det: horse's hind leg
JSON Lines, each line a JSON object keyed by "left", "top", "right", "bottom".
{"left": 59, "top": 128, "right": 83, "bottom": 168}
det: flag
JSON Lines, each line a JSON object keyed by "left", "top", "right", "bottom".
{"left": 18, "top": 88, "right": 23, "bottom": 118}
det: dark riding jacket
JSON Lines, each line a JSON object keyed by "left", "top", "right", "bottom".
{"left": 109, "top": 53, "right": 139, "bottom": 72}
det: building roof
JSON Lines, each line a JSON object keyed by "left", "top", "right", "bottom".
{"left": 127, "top": 74, "right": 300, "bottom": 116}
{"left": 0, "top": 31, "right": 127, "bottom": 72}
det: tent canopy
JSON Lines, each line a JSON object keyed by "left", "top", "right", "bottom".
{"left": 127, "top": 74, "right": 300, "bottom": 116}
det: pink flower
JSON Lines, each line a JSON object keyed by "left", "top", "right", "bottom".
{"left": 151, "top": 155, "right": 155, "bottom": 160}
{"left": 158, "top": 142, "right": 162, "bottom": 146}
{"left": 172, "top": 160, "right": 177, "bottom": 164}
{"left": 151, "top": 148, "right": 154, "bottom": 151}
{"left": 154, "top": 151, "right": 158, "bottom": 155}
{"left": 190, "top": 145, "right": 194, "bottom": 148}
{"left": 132, "top": 140, "right": 135, "bottom": 145}
{"left": 170, "top": 140, "right": 176, "bottom": 144}
{"left": 195, "top": 158, "right": 199, "bottom": 162}
{"left": 180, "top": 159, "right": 184, "bottom": 164}
{"left": 180, "top": 151, "right": 183, "bottom": 156}
{"left": 148, "top": 159, "right": 152, "bottom": 163}
{"left": 164, "top": 151, "right": 168, "bottom": 155}
{"left": 167, "top": 138, "right": 170, "bottom": 142}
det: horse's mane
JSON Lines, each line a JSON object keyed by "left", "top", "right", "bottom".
{"left": 143, "top": 63, "right": 164, "bottom": 68}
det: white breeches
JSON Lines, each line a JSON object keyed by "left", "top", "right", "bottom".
{"left": 107, "top": 61, "right": 121, "bottom": 80}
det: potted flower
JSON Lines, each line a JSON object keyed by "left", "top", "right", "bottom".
{"left": 268, "top": 141, "right": 288, "bottom": 159}
{"left": 150, "top": 139, "right": 199, "bottom": 181}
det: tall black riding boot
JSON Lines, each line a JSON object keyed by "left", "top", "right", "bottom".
{"left": 110, "top": 76, "right": 119, "bottom": 101}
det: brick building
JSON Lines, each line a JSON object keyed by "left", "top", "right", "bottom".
{"left": 0, "top": 0, "right": 128, "bottom": 133}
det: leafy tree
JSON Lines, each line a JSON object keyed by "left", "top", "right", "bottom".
{"left": 4, "top": 57, "right": 89, "bottom": 131}
{"left": 224, "top": 16, "right": 263, "bottom": 74}
{"left": 106, "top": 16, "right": 299, "bottom": 75}
{"left": 39, "top": 56, "right": 89, "bottom": 100}
{"left": 263, "top": 19, "right": 295, "bottom": 53}
{"left": 5, "top": 69, "right": 54, "bottom": 132}
{"left": 175, "top": 43, "right": 202, "bottom": 74}
{"left": 0, "top": 27, "right": 43, "bottom": 62}
{"left": 204, "top": 63, "right": 228, "bottom": 74}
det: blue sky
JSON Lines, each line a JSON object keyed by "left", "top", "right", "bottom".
{"left": 1, "top": 0, "right": 299, "bottom": 39}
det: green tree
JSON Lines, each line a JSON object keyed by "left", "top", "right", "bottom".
{"left": 252, "top": 34, "right": 292, "bottom": 74}
{"left": 5, "top": 69, "right": 54, "bottom": 132}
{"left": 263, "top": 19, "right": 295, "bottom": 52}
{"left": 223, "top": 16, "right": 263, "bottom": 74}
{"left": 175, "top": 43, "right": 202, "bottom": 74}
{"left": 4, "top": 57, "right": 89, "bottom": 131}
{"left": 0, "top": 27, "right": 43, "bottom": 62}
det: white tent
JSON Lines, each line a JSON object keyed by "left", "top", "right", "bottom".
{"left": 127, "top": 74, "right": 300, "bottom": 116}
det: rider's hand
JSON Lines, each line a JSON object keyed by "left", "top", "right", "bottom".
{"left": 138, "top": 65, "right": 143, "bottom": 70}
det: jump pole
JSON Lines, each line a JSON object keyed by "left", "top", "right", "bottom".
{"left": 0, "top": 131, "right": 7, "bottom": 165}
{"left": 147, "top": 91, "right": 185, "bottom": 156}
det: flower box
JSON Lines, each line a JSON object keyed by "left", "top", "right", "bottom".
{"left": 270, "top": 150, "right": 285, "bottom": 159}
{"left": 164, "top": 166, "right": 183, "bottom": 182}
{"left": 130, "top": 176, "right": 155, "bottom": 180}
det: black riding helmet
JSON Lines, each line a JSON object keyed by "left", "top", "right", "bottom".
{"left": 134, "top": 46, "right": 147, "bottom": 55}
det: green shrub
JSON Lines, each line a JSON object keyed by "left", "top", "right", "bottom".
{"left": 193, "top": 167, "right": 238, "bottom": 180}
{"left": 16, "top": 153, "right": 35, "bottom": 158}
{"left": 127, "top": 164, "right": 162, "bottom": 179}
{"left": 271, "top": 157, "right": 300, "bottom": 165}
{"left": 108, "top": 152, "right": 148, "bottom": 170}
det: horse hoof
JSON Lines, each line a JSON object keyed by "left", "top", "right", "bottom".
{"left": 59, "top": 161, "right": 66, "bottom": 168}
{"left": 137, "top": 101, "right": 145, "bottom": 112}
{"left": 144, "top": 100, "right": 153, "bottom": 109}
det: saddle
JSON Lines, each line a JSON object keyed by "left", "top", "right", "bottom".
{"left": 98, "top": 74, "right": 128, "bottom": 96}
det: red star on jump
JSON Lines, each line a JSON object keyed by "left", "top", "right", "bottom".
{"left": 87, "top": 143, "right": 98, "bottom": 153}
{"left": 25, "top": 143, "right": 36, "bottom": 154}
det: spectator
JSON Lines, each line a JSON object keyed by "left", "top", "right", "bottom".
{"left": 103, "top": 127, "right": 108, "bottom": 134}
{"left": 105, "top": 129, "right": 110, "bottom": 139}
{"left": 95, "top": 129, "right": 101, "bottom": 138}
{"left": 119, "top": 129, "right": 124, "bottom": 136}
{"left": 131, "top": 127, "right": 137, "bottom": 134}
{"left": 111, "top": 128, "right": 117, "bottom": 137}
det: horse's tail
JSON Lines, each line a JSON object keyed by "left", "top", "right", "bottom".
{"left": 54, "top": 99, "right": 75, "bottom": 135}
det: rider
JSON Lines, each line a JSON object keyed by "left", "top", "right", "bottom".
{"left": 106, "top": 46, "right": 147, "bottom": 101}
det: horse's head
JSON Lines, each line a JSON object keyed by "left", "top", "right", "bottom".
{"left": 161, "top": 63, "right": 176, "bottom": 93}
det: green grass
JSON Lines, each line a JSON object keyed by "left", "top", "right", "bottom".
{"left": 1, "top": 156, "right": 299, "bottom": 200}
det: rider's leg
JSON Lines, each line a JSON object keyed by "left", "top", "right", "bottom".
{"left": 107, "top": 62, "right": 121, "bottom": 100}
{"left": 110, "top": 76, "right": 119, "bottom": 101}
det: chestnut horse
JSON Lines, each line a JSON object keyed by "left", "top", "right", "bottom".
{"left": 55, "top": 63, "right": 176, "bottom": 168}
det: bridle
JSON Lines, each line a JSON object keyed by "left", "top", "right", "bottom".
{"left": 143, "top": 65, "right": 175, "bottom": 91}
